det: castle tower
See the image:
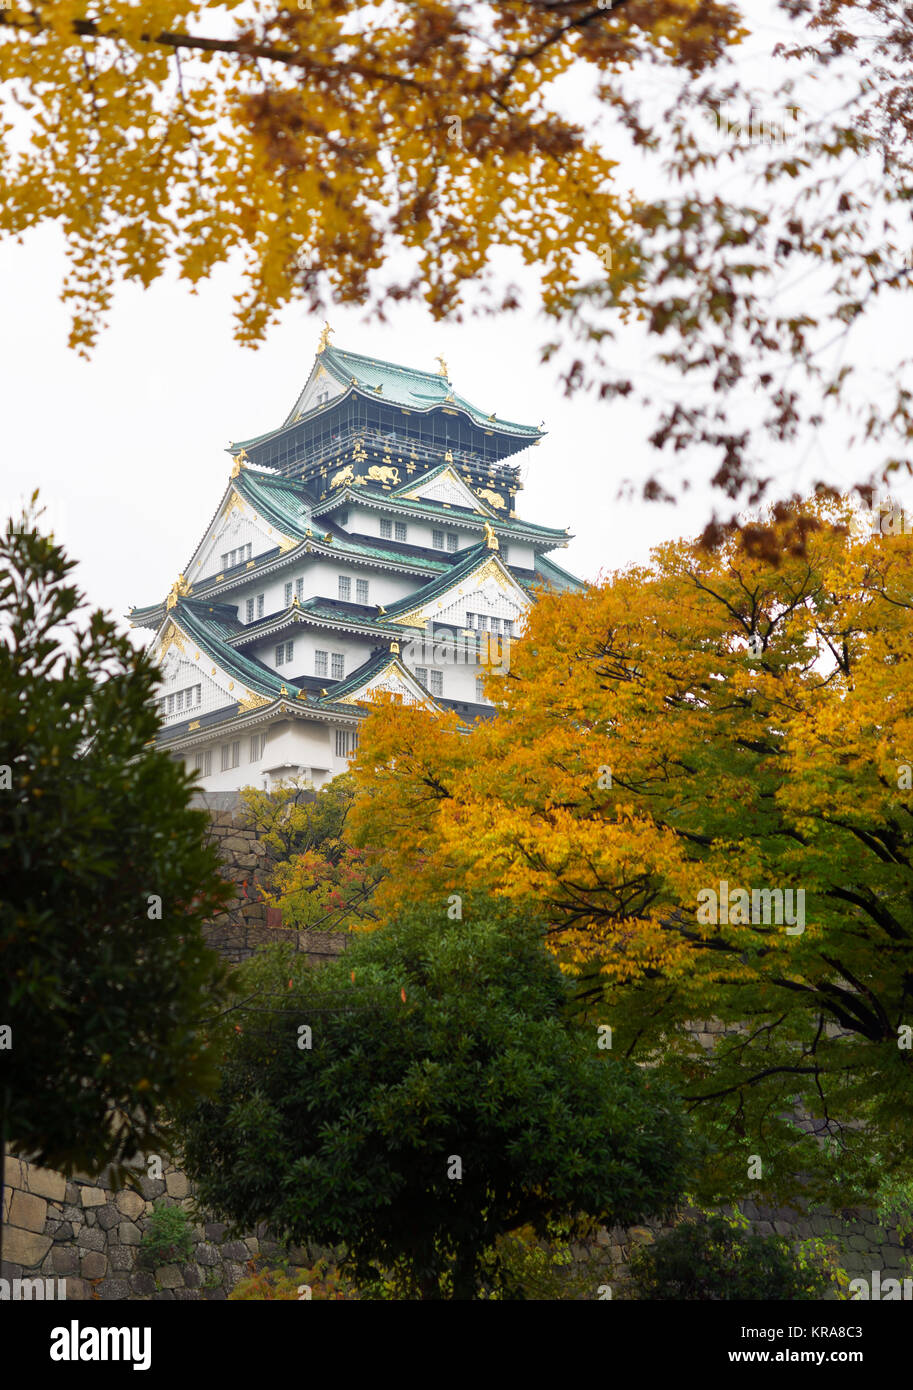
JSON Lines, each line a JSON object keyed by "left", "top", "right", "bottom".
{"left": 129, "top": 332, "right": 581, "bottom": 790}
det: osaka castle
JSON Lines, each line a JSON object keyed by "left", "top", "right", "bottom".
{"left": 129, "top": 328, "right": 582, "bottom": 791}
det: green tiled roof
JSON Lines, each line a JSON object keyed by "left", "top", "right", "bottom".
{"left": 175, "top": 599, "right": 300, "bottom": 700}
{"left": 294, "top": 345, "right": 542, "bottom": 438}
{"left": 382, "top": 543, "right": 513, "bottom": 619}
{"left": 315, "top": 483, "right": 570, "bottom": 543}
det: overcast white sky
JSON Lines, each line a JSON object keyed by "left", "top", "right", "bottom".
{"left": 1, "top": 3, "right": 907, "bottom": 639}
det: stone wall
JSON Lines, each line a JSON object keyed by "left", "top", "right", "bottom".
{"left": 585, "top": 1199, "right": 910, "bottom": 1295}
{"left": 1, "top": 1151, "right": 315, "bottom": 1301}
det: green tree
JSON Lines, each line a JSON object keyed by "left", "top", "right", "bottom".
{"left": 176, "top": 897, "right": 696, "bottom": 1299}
{"left": 0, "top": 501, "right": 234, "bottom": 1244}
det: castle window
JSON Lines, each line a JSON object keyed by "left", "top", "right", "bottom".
{"left": 395, "top": 522, "right": 407, "bottom": 542}
{"left": 246, "top": 598, "right": 254, "bottom": 623}
{"left": 446, "top": 534, "right": 458, "bottom": 552}
{"left": 315, "top": 650, "right": 328, "bottom": 676}
{"left": 285, "top": 582, "right": 293, "bottom": 606}
{"left": 257, "top": 594, "right": 264, "bottom": 618}
{"left": 501, "top": 544, "right": 509, "bottom": 562}
{"left": 356, "top": 579, "right": 369, "bottom": 604}
{"left": 380, "top": 519, "right": 392, "bottom": 539}
{"left": 276, "top": 644, "right": 285, "bottom": 667}
{"left": 430, "top": 670, "right": 443, "bottom": 697}
{"left": 335, "top": 729, "right": 359, "bottom": 758}
{"left": 194, "top": 750, "right": 213, "bottom": 776}
{"left": 415, "top": 667, "right": 428, "bottom": 686}
{"left": 285, "top": 641, "right": 294, "bottom": 664}
{"left": 432, "top": 529, "right": 444, "bottom": 550}
{"left": 249, "top": 733, "right": 266, "bottom": 762}
{"left": 331, "top": 653, "right": 344, "bottom": 680}
{"left": 475, "top": 676, "right": 487, "bottom": 704}
{"left": 338, "top": 576, "right": 351, "bottom": 601}
{"left": 295, "top": 577, "right": 304, "bottom": 601}
{"left": 221, "top": 741, "right": 240, "bottom": 771}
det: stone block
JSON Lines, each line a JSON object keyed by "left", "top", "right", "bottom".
{"left": 80, "top": 1186, "right": 106, "bottom": 1208}
{"left": 131, "top": 1271, "right": 157, "bottom": 1296}
{"left": 156, "top": 1265, "right": 184, "bottom": 1289}
{"left": 3, "top": 1227, "right": 52, "bottom": 1268}
{"left": 115, "top": 1189, "right": 146, "bottom": 1220}
{"left": 204, "top": 1223, "right": 226, "bottom": 1242}
{"left": 97, "top": 1278, "right": 131, "bottom": 1300}
{"left": 65, "top": 1278, "right": 91, "bottom": 1301}
{"left": 165, "top": 1171, "right": 190, "bottom": 1199}
{"left": 64, "top": 1183, "right": 79, "bottom": 1204}
{"left": 153, "top": 1290, "right": 175, "bottom": 1301}
{"left": 138, "top": 1177, "right": 166, "bottom": 1200}
{"left": 84, "top": 1211, "right": 97, "bottom": 1227}
{"left": 9, "top": 1189, "right": 47, "bottom": 1233}
{"left": 3, "top": 1155, "right": 23, "bottom": 1189}
{"left": 203, "top": 1288, "right": 227, "bottom": 1301}
{"left": 223, "top": 1261, "right": 247, "bottom": 1288}
{"left": 0, "top": 1260, "right": 24, "bottom": 1283}
{"left": 628, "top": 1227, "right": 654, "bottom": 1246}
{"left": 194, "top": 1243, "right": 219, "bottom": 1268}
{"left": 81, "top": 1252, "right": 108, "bottom": 1280}
{"left": 182, "top": 1265, "right": 202, "bottom": 1288}
{"left": 118, "top": 1221, "right": 142, "bottom": 1246}
{"left": 96, "top": 1205, "right": 120, "bottom": 1231}
{"left": 52, "top": 1246, "right": 80, "bottom": 1276}
{"left": 77, "top": 1227, "right": 106, "bottom": 1253}
{"left": 222, "top": 1240, "right": 249, "bottom": 1261}
{"left": 51, "top": 1223, "right": 75, "bottom": 1244}
{"left": 62, "top": 1204, "right": 83, "bottom": 1224}
{"left": 773, "top": 1221, "right": 793, "bottom": 1237}
{"left": 108, "top": 1246, "right": 135, "bottom": 1273}
{"left": 26, "top": 1166, "right": 67, "bottom": 1202}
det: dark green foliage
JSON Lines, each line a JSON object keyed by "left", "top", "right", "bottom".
{"left": 0, "top": 499, "right": 234, "bottom": 1178}
{"left": 139, "top": 1202, "right": 195, "bottom": 1268}
{"left": 621, "top": 1213, "right": 848, "bottom": 1301}
{"left": 177, "top": 898, "right": 697, "bottom": 1298}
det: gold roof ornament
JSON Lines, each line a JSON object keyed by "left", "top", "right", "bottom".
{"left": 165, "top": 574, "right": 191, "bottom": 609}
{"left": 296, "top": 689, "right": 308, "bottom": 700}
{"left": 230, "top": 448, "right": 249, "bottom": 478}
{"left": 292, "top": 595, "right": 300, "bottom": 608}
{"left": 435, "top": 355, "right": 449, "bottom": 379}
{"left": 444, "top": 449, "right": 454, "bottom": 463}
{"left": 324, "top": 532, "right": 333, "bottom": 543}
{"left": 377, "top": 604, "right": 386, "bottom": 615}
{"left": 318, "top": 321, "right": 333, "bottom": 352}
{"left": 390, "top": 640, "right": 400, "bottom": 655}
{"left": 483, "top": 521, "right": 499, "bottom": 551}
{"left": 280, "top": 684, "right": 289, "bottom": 697}
{"left": 487, "top": 412, "right": 496, "bottom": 421}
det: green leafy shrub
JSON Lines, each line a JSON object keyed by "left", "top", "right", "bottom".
{"left": 478, "top": 1221, "right": 608, "bottom": 1300}
{"left": 875, "top": 1171, "right": 913, "bottom": 1245}
{"left": 139, "top": 1203, "right": 195, "bottom": 1269}
{"left": 621, "top": 1212, "right": 848, "bottom": 1300}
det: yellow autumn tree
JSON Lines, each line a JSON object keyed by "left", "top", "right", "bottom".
{"left": 349, "top": 497, "right": 913, "bottom": 1204}
{"left": 0, "top": 1, "right": 741, "bottom": 352}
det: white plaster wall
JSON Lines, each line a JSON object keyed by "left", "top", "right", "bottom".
{"left": 252, "top": 629, "right": 377, "bottom": 681}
